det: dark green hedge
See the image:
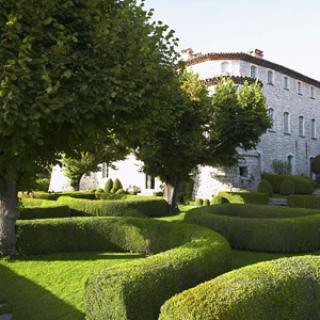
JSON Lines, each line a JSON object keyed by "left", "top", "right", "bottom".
{"left": 95, "top": 192, "right": 127, "bottom": 200}
{"left": 262, "top": 173, "right": 314, "bottom": 194}
{"left": 185, "top": 204, "right": 320, "bottom": 252}
{"left": 160, "top": 256, "right": 320, "bottom": 320}
{"left": 57, "top": 196, "right": 169, "bottom": 217}
{"left": 31, "top": 191, "right": 96, "bottom": 200}
{"left": 212, "top": 192, "right": 269, "bottom": 205}
{"left": 288, "top": 195, "right": 320, "bottom": 209}
{"left": 19, "top": 198, "right": 70, "bottom": 220}
{"left": 16, "top": 217, "right": 231, "bottom": 320}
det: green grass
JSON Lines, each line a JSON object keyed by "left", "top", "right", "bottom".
{"left": 0, "top": 252, "right": 142, "bottom": 320}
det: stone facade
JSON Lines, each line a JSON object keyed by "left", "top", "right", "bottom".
{"left": 50, "top": 49, "right": 320, "bottom": 199}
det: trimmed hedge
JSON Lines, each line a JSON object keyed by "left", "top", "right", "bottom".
{"left": 262, "top": 173, "right": 314, "bottom": 194}
{"left": 57, "top": 196, "right": 169, "bottom": 217}
{"left": 16, "top": 217, "right": 231, "bottom": 320}
{"left": 288, "top": 195, "right": 320, "bottom": 209}
{"left": 160, "top": 256, "right": 320, "bottom": 320}
{"left": 19, "top": 198, "right": 70, "bottom": 220}
{"left": 184, "top": 204, "right": 320, "bottom": 252}
{"left": 212, "top": 192, "right": 269, "bottom": 205}
{"left": 95, "top": 192, "right": 127, "bottom": 200}
{"left": 280, "top": 177, "right": 295, "bottom": 195}
{"left": 257, "top": 179, "right": 273, "bottom": 196}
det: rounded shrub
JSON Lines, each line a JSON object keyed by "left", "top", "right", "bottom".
{"left": 16, "top": 217, "right": 231, "bottom": 320}
{"left": 113, "top": 178, "right": 123, "bottom": 192}
{"left": 212, "top": 192, "right": 269, "bottom": 205}
{"left": 257, "top": 179, "right": 273, "bottom": 196}
{"left": 195, "top": 198, "right": 203, "bottom": 206}
{"left": 185, "top": 204, "right": 320, "bottom": 252}
{"left": 104, "top": 178, "right": 113, "bottom": 193}
{"left": 160, "top": 256, "right": 320, "bottom": 320}
{"left": 115, "top": 188, "right": 125, "bottom": 194}
{"left": 211, "top": 195, "right": 229, "bottom": 205}
{"left": 280, "top": 178, "right": 295, "bottom": 195}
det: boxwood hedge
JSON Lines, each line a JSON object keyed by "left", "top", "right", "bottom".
{"left": 19, "top": 198, "right": 70, "bottom": 220}
{"left": 57, "top": 196, "right": 169, "bottom": 217}
{"left": 160, "top": 256, "right": 320, "bottom": 320}
{"left": 31, "top": 191, "right": 96, "bottom": 200}
{"left": 288, "top": 195, "right": 320, "bottom": 209}
{"left": 16, "top": 217, "right": 231, "bottom": 320}
{"left": 212, "top": 192, "right": 269, "bottom": 205}
{"left": 185, "top": 204, "right": 320, "bottom": 252}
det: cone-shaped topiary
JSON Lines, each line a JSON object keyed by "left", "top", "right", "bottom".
{"left": 280, "top": 178, "right": 295, "bottom": 195}
{"left": 104, "top": 178, "right": 113, "bottom": 193}
{"left": 113, "top": 178, "right": 123, "bottom": 192}
{"left": 257, "top": 179, "right": 273, "bottom": 196}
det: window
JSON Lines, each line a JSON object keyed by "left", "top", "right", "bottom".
{"left": 268, "top": 71, "right": 273, "bottom": 84}
{"left": 221, "top": 62, "right": 230, "bottom": 75}
{"left": 284, "top": 112, "right": 290, "bottom": 133}
{"left": 284, "top": 77, "right": 289, "bottom": 90}
{"left": 311, "top": 87, "right": 315, "bottom": 99}
{"left": 267, "top": 108, "right": 275, "bottom": 129}
{"left": 251, "top": 65, "right": 257, "bottom": 78}
{"left": 102, "top": 163, "right": 109, "bottom": 178}
{"left": 297, "top": 82, "right": 302, "bottom": 95}
{"left": 298, "top": 116, "right": 305, "bottom": 137}
{"left": 145, "top": 175, "right": 155, "bottom": 189}
{"left": 312, "top": 119, "right": 317, "bottom": 139}
{"left": 239, "top": 166, "right": 248, "bottom": 177}
{"left": 287, "top": 155, "right": 293, "bottom": 174}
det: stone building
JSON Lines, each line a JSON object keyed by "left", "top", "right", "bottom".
{"left": 50, "top": 49, "right": 320, "bottom": 199}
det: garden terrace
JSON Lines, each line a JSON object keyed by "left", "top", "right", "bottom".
{"left": 185, "top": 204, "right": 320, "bottom": 252}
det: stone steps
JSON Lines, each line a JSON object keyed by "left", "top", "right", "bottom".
{"left": 269, "top": 198, "right": 288, "bottom": 206}
{"left": 0, "top": 303, "right": 12, "bottom": 320}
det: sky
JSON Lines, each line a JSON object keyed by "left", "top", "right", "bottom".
{"left": 145, "top": 0, "right": 320, "bottom": 80}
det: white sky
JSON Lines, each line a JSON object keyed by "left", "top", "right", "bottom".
{"left": 145, "top": 0, "right": 320, "bottom": 80}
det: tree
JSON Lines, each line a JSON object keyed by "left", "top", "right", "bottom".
{"left": 0, "top": 0, "right": 179, "bottom": 254}
{"left": 136, "top": 73, "right": 271, "bottom": 211}
{"left": 311, "top": 155, "right": 320, "bottom": 178}
{"left": 62, "top": 135, "right": 128, "bottom": 191}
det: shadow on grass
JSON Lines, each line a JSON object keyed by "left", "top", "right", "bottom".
{"left": 0, "top": 264, "right": 84, "bottom": 320}
{"left": 7, "top": 251, "right": 143, "bottom": 262}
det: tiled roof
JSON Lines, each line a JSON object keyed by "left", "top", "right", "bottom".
{"left": 186, "top": 52, "right": 320, "bottom": 88}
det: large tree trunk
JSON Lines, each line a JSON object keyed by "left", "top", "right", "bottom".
{"left": 0, "top": 175, "right": 19, "bottom": 255}
{"left": 71, "top": 175, "right": 82, "bottom": 191}
{"left": 163, "top": 176, "right": 180, "bottom": 213}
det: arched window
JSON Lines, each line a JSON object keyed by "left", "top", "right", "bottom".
{"left": 298, "top": 116, "right": 305, "bottom": 137}
{"left": 221, "top": 62, "right": 230, "bottom": 75}
{"left": 267, "top": 108, "right": 275, "bottom": 129}
{"left": 268, "top": 71, "right": 273, "bottom": 84}
{"left": 284, "top": 112, "right": 290, "bottom": 133}
{"left": 312, "top": 119, "right": 317, "bottom": 139}
{"left": 251, "top": 65, "right": 257, "bottom": 78}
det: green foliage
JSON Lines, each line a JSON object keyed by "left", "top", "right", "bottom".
{"left": 288, "top": 195, "right": 320, "bottom": 209}
{"left": 195, "top": 198, "right": 203, "bottom": 206}
{"left": 29, "top": 191, "right": 96, "bottom": 200}
{"left": 271, "top": 159, "right": 292, "bottom": 175}
{"left": 262, "top": 173, "right": 314, "bottom": 194}
{"left": 213, "top": 192, "right": 269, "bottom": 205}
{"left": 280, "top": 178, "right": 295, "bottom": 195}
{"left": 185, "top": 204, "right": 320, "bottom": 252}
{"left": 19, "top": 198, "right": 70, "bottom": 220}
{"left": 160, "top": 256, "right": 320, "bottom": 320}
{"left": 203, "top": 199, "right": 210, "bottom": 206}
{"left": 15, "top": 217, "right": 231, "bottom": 319}
{"left": 257, "top": 179, "right": 273, "bottom": 196}
{"left": 135, "top": 75, "right": 271, "bottom": 209}
{"left": 153, "top": 191, "right": 164, "bottom": 197}
{"left": 95, "top": 192, "right": 127, "bottom": 200}
{"left": 57, "top": 196, "right": 169, "bottom": 217}
{"left": 104, "top": 178, "right": 114, "bottom": 193}
{"left": 113, "top": 178, "right": 123, "bottom": 192}
{"left": 311, "top": 155, "right": 320, "bottom": 175}
{"left": 115, "top": 188, "right": 125, "bottom": 194}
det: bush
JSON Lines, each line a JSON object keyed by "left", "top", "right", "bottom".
{"left": 280, "top": 178, "right": 295, "bottom": 195}
{"left": 16, "top": 217, "right": 231, "bottom": 319}
{"left": 115, "top": 188, "right": 125, "bottom": 194}
{"left": 203, "top": 199, "right": 210, "bottom": 206}
{"left": 113, "top": 178, "right": 123, "bottom": 192}
{"left": 28, "top": 191, "right": 96, "bottom": 200}
{"left": 160, "top": 256, "right": 320, "bottom": 320}
{"left": 257, "top": 179, "right": 273, "bottom": 196}
{"left": 212, "top": 192, "right": 269, "bottom": 205}
{"left": 104, "top": 178, "right": 113, "bottom": 193}
{"left": 311, "top": 155, "right": 320, "bottom": 175}
{"left": 288, "top": 195, "right": 320, "bottom": 209}
{"left": 95, "top": 192, "right": 127, "bottom": 200}
{"left": 57, "top": 196, "right": 169, "bottom": 217}
{"left": 184, "top": 204, "right": 320, "bottom": 252}
{"left": 262, "top": 173, "right": 314, "bottom": 194}
{"left": 153, "top": 191, "right": 164, "bottom": 197}
{"left": 195, "top": 198, "right": 203, "bottom": 206}
{"left": 19, "top": 198, "right": 70, "bottom": 220}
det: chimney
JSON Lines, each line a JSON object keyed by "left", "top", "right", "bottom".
{"left": 181, "top": 48, "right": 194, "bottom": 60}
{"left": 249, "top": 49, "right": 264, "bottom": 59}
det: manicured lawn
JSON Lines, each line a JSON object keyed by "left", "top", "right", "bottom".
{"left": 0, "top": 252, "right": 142, "bottom": 320}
